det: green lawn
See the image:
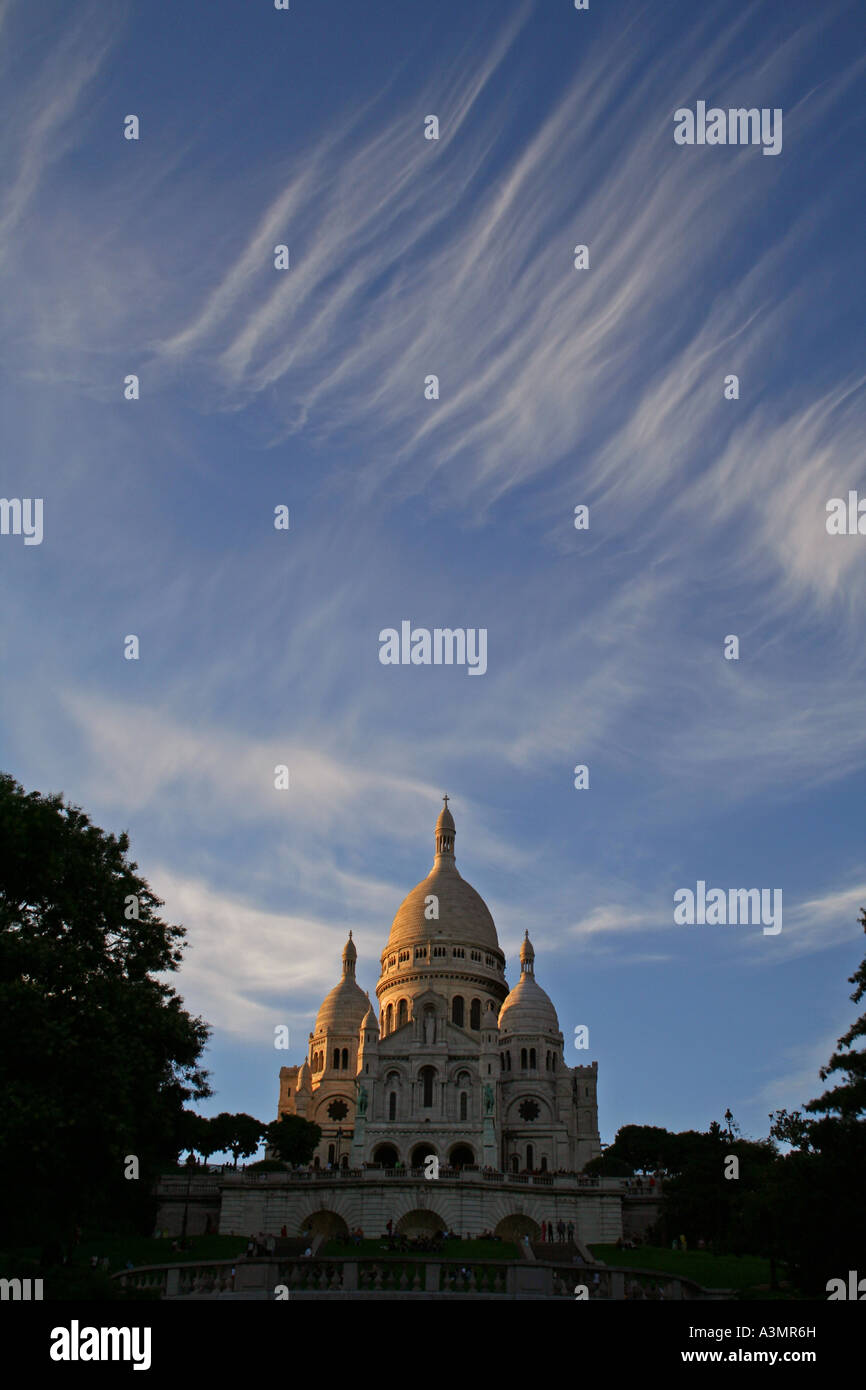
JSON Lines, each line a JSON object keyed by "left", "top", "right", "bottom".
{"left": 589, "top": 1245, "right": 781, "bottom": 1294}
{"left": 66, "top": 1233, "right": 247, "bottom": 1273}
{"left": 320, "top": 1237, "right": 518, "bottom": 1261}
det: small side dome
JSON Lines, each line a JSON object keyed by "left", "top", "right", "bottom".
{"left": 314, "top": 933, "right": 368, "bottom": 1033}
{"left": 315, "top": 977, "right": 369, "bottom": 1033}
{"left": 499, "top": 932, "right": 559, "bottom": 1034}
{"left": 498, "top": 975, "right": 559, "bottom": 1035}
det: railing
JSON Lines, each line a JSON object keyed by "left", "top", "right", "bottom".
{"left": 548, "top": 1263, "right": 731, "bottom": 1301}
{"left": 156, "top": 1168, "right": 651, "bottom": 1193}
{"left": 114, "top": 1260, "right": 242, "bottom": 1297}
{"left": 114, "top": 1255, "right": 720, "bottom": 1300}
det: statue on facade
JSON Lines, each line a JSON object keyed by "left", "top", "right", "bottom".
{"left": 424, "top": 1013, "right": 435, "bottom": 1044}
{"left": 357, "top": 1084, "right": 368, "bottom": 1115}
{"left": 483, "top": 1083, "right": 495, "bottom": 1116}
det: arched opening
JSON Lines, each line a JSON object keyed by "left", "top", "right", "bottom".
{"left": 301, "top": 1210, "right": 349, "bottom": 1238}
{"left": 385, "top": 1004, "right": 393, "bottom": 1035}
{"left": 332, "top": 1048, "right": 340, "bottom": 1069}
{"left": 520, "top": 1048, "right": 527, "bottom": 1069}
{"left": 451, "top": 996, "right": 464, "bottom": 1027}
{"left": 410, "top": 1143, "right": 437, "bottom": 1169}
{"left": 341, "top": 1047, "right": 348, "bottom": 1070}
{"left": 389, "top": 1091, "right": 396, "bottom": 1121}
{"left": 470, "top": 998, "right": 481, "bottom": 1030}
{"left": 341, "top": 1154, "right": 349, "bottom": 1170}
{"left": 510, "top": 1155, "right": 519, "bottom": 1174}
{"left": 420, "top": 1066, "right": 436, "bottom": 1108}
{"left": 540, "top": 1155, "right": 548, "bottom": 1172}
{"left": 449, "top": 1143, "right": 475, "bottom": 1168}
{"left": 529, "top": 1048, "right": 536, "bottom": 1069}
{"left": 506, "top": 1051, "right": 512, "bottom": 1071}
{"left": 500, "top": 1053, "right": 505, "bottom": 1071}
{"left": 397, "top": 998, "right": 407, "bottom": 1028}
{"left": 373, "top": 1144, "right": 399, "bottom": 1168}
{"left": 495, "top": 1213, "right": 540, "bottom": 1242}
{"left": 396, "top": 1209, "right": 447, "bottom": 1238}
{"left": 526, "top": 1143, "right": 534, "bottom": 1171}
{"left": 459, "top": 1092, "right": 468, "bottom": 1121}
{"left": 327, "top": 1143, "right": 335, "bottom": 1165}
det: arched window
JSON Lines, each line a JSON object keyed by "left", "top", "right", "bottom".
{"left": 341, "top": 1047, "right": 348, "bottom": 1070}
{"left": 332, "top": 1048, "right": 339, "bottom": 1069}
{"left": 328, "top": 1144, "right": 335, "bottom": 1164}
{"left": 510, "top": 1154, "right": 519, "bottom": 1174}
{"left": 386, "top": 1003, "right": 393, "bottom": 1034}
{"left": 506, "top": 1051, "right": 512, "bottom": 1071}
{"left": 520, "top": 1048, "right": 527, "bottom": 1070}
{"left": 470, "top": 998, "right": 481, "bottom": 1030}
{"left": 420, "top": 1066, "right": 435, "bottom": 1108}
{"left": 389, "top": 1091, "right": 396, "bottom": 1121}
{"left": 452, "top": 996, "right": 464, "bottom": 1027}
{"left": 530, "top": 1048, "right": 536, "bottom": 1069}
{"left": 540, "top": 1155, "right": 548, "bottom": 1172}
{"left": 397, "top": 998, "right": 407, "bottom": 1028}
{"left": 500, "top": 1053, "right": 505, "bottom": 1072}
{"left": 526, "top": 1144, "right": 534, "bottom": 1171}
{"left": 459, "top": 1092, "right": 468, "bottom": 1121}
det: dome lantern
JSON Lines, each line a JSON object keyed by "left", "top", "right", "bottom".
{"left": 435, "top": 794, "right": 456, "bottom": 859}
{"left": 342, "top": 930, "right": 357, "bottom": 978}
{"left": 520, "top": 930, "right": 535, "bottom": 976}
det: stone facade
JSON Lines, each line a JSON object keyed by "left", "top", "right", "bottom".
{"left": 154, "top": 1170, "right": 629, "bottom": 1246}
{"left": 278, "top": 800, "right": 601, "bottom": 1178}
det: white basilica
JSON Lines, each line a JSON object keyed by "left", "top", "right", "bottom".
{"left": 277, "top": 799, "right": 601, "bottom": 1175}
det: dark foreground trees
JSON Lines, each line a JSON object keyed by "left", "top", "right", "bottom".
{"left": 0, "top": 773, "right": 211, "bottom": 1251}
{"left": 767, "top": 908, "right": 866, "bottom": 1294}
{"left": 265, "top": 1115, "right": 322, "bottom": 1166}
{"left": 596, "top": 909, "right": 866, "bottom": 1294}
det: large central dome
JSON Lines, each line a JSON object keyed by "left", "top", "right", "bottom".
{"left": 385, "top": 798, "right": 500, "bottom": 952}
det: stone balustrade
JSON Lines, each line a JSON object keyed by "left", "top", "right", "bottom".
{"left": 113, "top": 1251, "right": 722, "bottom": 1301}
{"left": 155, "top": 1167, "right": 652, "bottom": 1195}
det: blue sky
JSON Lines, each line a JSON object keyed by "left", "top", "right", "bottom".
{"left": 1, "top": 0, "right": 864, "bottom": 1153}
